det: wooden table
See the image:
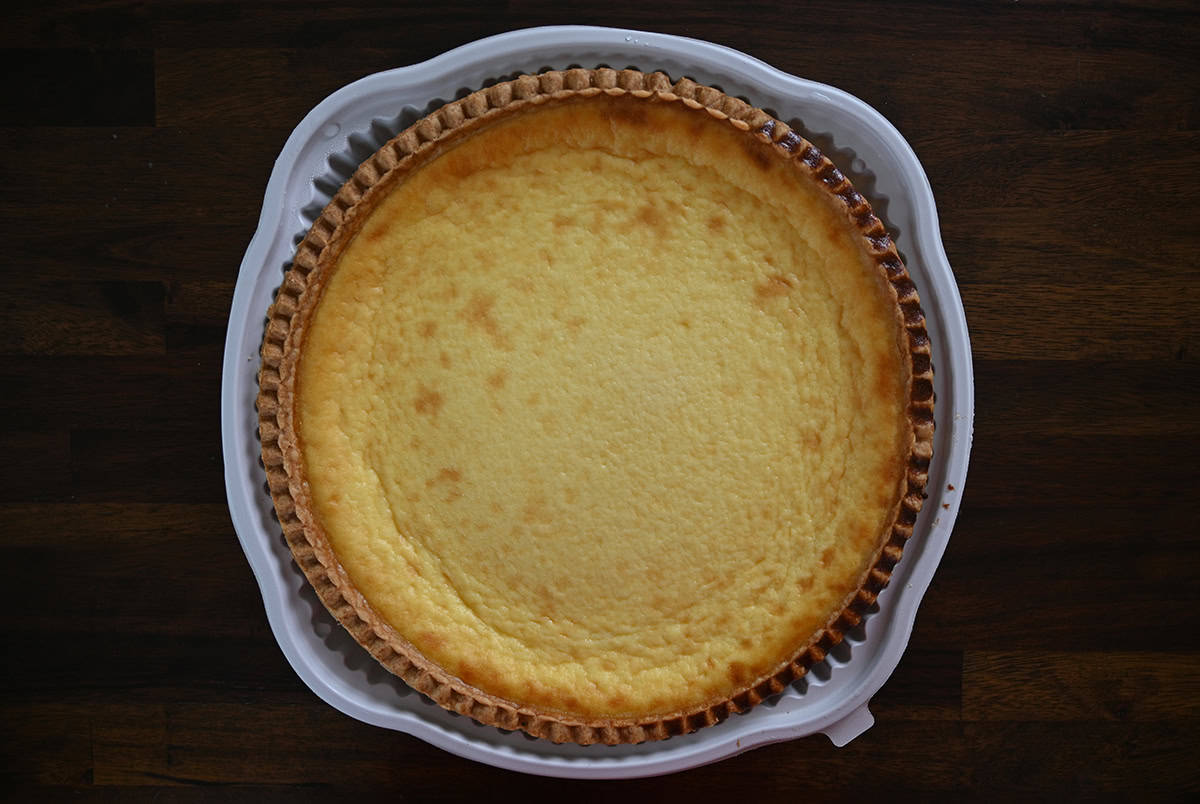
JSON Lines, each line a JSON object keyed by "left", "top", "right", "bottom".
{"left": 4, "top": 1, "right": 1197, "bottom": 796}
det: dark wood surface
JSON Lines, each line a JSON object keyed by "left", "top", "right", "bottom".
{"left": 3, "top": 0, "right": 1198, "bottom": 797}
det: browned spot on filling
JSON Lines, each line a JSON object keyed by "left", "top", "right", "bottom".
{"left": 707, "top": 214, "right": 726, "bottom": 232}
{"left": 604, "top": 99, "right": 648, "bottom": 127}
{"left": 679, "top": 317, "right": 691, "bottom": 328}
{"left": 418, "top": 320, "right": 437, "bottom": 338}
{"left": 526, "top": 392, "right": 540, "bottom": 407}
{"left": 486, "top": 369, "right": 507, "bottom": 390}
{"left": 439, "top": 351, "right": 451, "bottom": 368}
{"left": 419, "top": 631, "right": 444, "bottom": 652}
{"left": 426, "top": 467, "right": 463, "bottom": 503}
{"left": 462, "top": 292, "right": 495, "bottom": 327}
{"left": 522, "top": 496, "right": 547, "bottom": 524}
{"left": 727, "top": 661, "right": 752, "bottom": 686}
{"left": 565, "top": 316, "right": 586, "bottom": 332}
{"left": 788, "top": 616, "right": 811, "bottom": 636}
{"left": 460, "top": 292, "right": 511, "bottom": 349}
{"left": 413, "top": 385, "right": 444, "bottom": 417}
{"left": 552, "top": 213, "right": 572, "bottom": 230}
{"left": 426, "top": 467, "right": 462, "bottom": 486}
{"left": 742, "top": 138, "right": 773, "bottom": 171}
{"left": 822, "top": 209, "right": 851, "bottom": 247}
{"left": 490, "top": 501, "right": 503, "bottom": 514}
{"left": 456, "top": 662, "right": 478, "bottom": 686}
{"left": 634, "top": 203, "right": 664, "bottom": 229}
{"left": 607, "top": 694, "right": 630, "bottom": 710}
{"left": 754, "top": 273, "right": 796, "bottom": 304}
{"left": 439, "top": 149, "right": 485, "bottom": 182}
{"left": 363, "top": 223, "right": 386, "bottom": 246}
{"left": 820, "top": 546, "right": 836, "bottom": 567}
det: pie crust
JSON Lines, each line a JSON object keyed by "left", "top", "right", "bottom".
{"left": 256, "top": 68, "right": 934, "bottom": 745}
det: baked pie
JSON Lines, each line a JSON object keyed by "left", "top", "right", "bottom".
{"left": 257, "top": 68, "right": 934, "bottom": 744}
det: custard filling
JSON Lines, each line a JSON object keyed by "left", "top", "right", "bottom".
{"left": 296, "top": 96, "right": 909, "bottom": 718}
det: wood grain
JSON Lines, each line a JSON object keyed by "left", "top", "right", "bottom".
{"left": 963, "top": 651, "right": 1200, "bottom": 721}
{"left": 2, "top": 0, "right": 1198, "bottom": 796}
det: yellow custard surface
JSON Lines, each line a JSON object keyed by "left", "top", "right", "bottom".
{"left": 295, "top": 96, "right": 910, "bottom": 719}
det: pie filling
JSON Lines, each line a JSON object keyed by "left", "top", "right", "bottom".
{"left": 294, "top": 95, "right": 911, "bottom": 719}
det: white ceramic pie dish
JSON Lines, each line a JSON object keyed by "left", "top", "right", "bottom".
{"left": 221, "top": 25, "right": 973, "bottom": 779}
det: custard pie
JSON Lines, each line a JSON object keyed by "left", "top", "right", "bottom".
{"left": 256, "top": 68, "right": 934, "bottom": 745}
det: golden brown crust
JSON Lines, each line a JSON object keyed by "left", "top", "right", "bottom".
{"left": 256, "top": 68, "right": 934, "bottom": 745}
